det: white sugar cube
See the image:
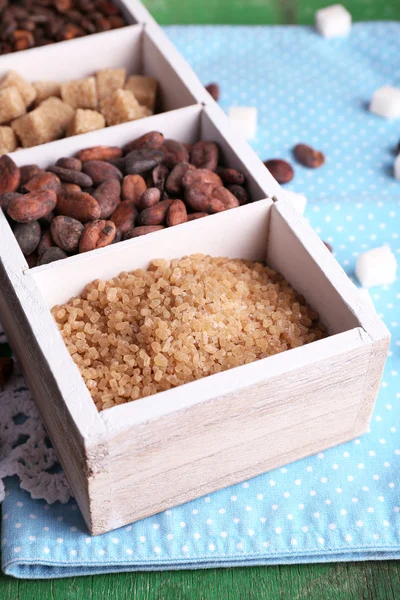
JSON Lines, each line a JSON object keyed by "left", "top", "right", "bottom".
{"left": 394, "top": 153, "right": 400, "bottom": 179}
{"left": 358, "top": 288, "right": 375, "bottom": 311}
{"left": 228, "top": 106, "right": 257, "bottom": 140}
{"left": 369, "top": 86, "right": 400, "bottom": 119}
{"left": 315, "top": 4, "right": 352, "bottom": 39}
{"left": 355, "top": 246, "right": 397, "bottom": 288}
{"left": 283, "top": 190, "right": 308, "bottom": 215}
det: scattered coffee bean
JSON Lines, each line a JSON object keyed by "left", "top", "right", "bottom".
{"left": 293, "top": 144, "right": 325, "bottom": 168}
{"left": 263, "top": 159, "right": 294, "bottom": 184}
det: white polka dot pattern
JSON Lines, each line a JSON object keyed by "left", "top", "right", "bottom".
{"left": 2, "top": 24, "right": 400, "bottom": 577}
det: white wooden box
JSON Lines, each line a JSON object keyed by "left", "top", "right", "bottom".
{"left": 0, "top": 3, "right": 389, "bottom": 535}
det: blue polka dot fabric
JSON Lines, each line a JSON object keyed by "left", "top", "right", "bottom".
{"left": 2, "top": 24, "right": 400, "bottom": 578}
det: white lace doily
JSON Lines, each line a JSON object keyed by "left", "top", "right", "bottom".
{"left": 0, "top": 327, "right": 72, "bottom": 505}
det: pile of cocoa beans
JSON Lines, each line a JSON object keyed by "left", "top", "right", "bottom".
{"left": 0, "top": 0, "right": 127, "bottom": 54}
{"left": 0, "top": 131, "right": 250, "bottom": 267}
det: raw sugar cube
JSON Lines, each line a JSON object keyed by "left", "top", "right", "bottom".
{"left": 0, "top": 71, "right": 36, "bottom": 107}
{"left": 394, "top": 154, "right": 400, "bottom": 179}
{"left": 124, "top": 75, "right": 157, "bottom": 111}
{"left": 61, "top": 77, "right": 97, "bottom": 110}
{"left": 99, "top": 89, "right": 143, "bottom": 126}
{"left": 228, "top": 106, "right": 258, "bottom": 140}
{"left": 0, "top": 86, "right": 26, "bottom": 124}
{"left": 0, "top": 126, "right": 17, "bottom": 154}
{"left": 283, "top": 190, "right": 307, "bottom": 215}
{"left": 369, "top": 86, "right": 400, "bottom": 119}
{"left": 315, "top": 4, "right": 351, "bottom": 38}
{"left": 12, "top": 97, "right": 74, "bottom": 148}
{"left": 33, "top": 80, "right": 61, "bottom": 104}
{"left": 66, "top": 109, "right": 105, "bottom": 136}
{"left": 355, "top": 246, "right": 397, "bottom": 288}
{"left": 96, "top": 68, "right": 126, "bottom": 100}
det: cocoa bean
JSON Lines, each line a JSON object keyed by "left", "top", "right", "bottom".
{"left": 0, "top": 155, "right": 20, "bottom": 195}
{"left": 227, "top": 184, "right": 249, "bottom": 205}
{"left": 123, "top": 131, "right": 164, "bottom": 154}
{"left": 124, "top": 149, "right": 164, "bottom": 175}
{"left": 190, "top": 141, "right": 219, "bottom": 171}
{"left": 19, "top": 164, "right": 43, "bottom": 186}
{"left": 23, "top": 172, "right": 61, "bottom": 194}
{"left": 216, "top": 167, "right": 245, "bottom": 185}
{"left": 184, "top": 184, "right": 225, "bottom": 214}
{"left": 55, "top": 157, "right": 82, "bottom": 171}
{"left": 51, "top": 215, "right": 84, "bottom": 252}
{"left": 166, "top": 199, "right": 187, "bottom": 227}
{"left": 187, "top": 212, "right": 208, "bottom": 221}
{"left": 93, "top": 178, "right": 121, "bottom": 219}
{"left": 39, "top": 210, "right": 55, "bottom": 228}
{"left": 37, "top": 230, "right": 54, "bottom": 256}
{"left": 205, "top": 82, "right": 220, "bottom": 102}
{"left": 182, "top": 168, "right": 222, "bottom": 188}
{"left": 161, "top": 140, "right": 189, "bottom": 168}
{"left": 82, "top": 160, "right": 123, "bottom": 184}
{"left": 137, "top": 199, "right": 173, "bottom": 226}
{"left": 138, "top": 187, "right": 160, "bottom": 211}
{"left": 211, "top": 185, "right": 240, "bottom": 209}
{"left": 76, "top": 146, "right": 122, "bottom": 162}
{"left": 7, "top": 190, "right": 56, "bottom": 223}
{"left": 56, "top": 190, "right": 100, "bottom": 222}
{"left": 78, "top": 219, "right": 116, "bottom": 253}
{"left": 13, "top": 220, "right": 41, "bottom": 255}
{"left": 151, "top": 164, "right": 169, "bottom": 195}
{"left": 0, "top": 192, "right": 22, "bottom": 211}
{"left": 166, "top": 162, "right": 195, "bottom": 195}
{"left": 263, "top": 159, "right": 294, "bottom": 184}
{"left": 37, "top": 247, "right": 67, "bottom": 265}
{"left": 48, "top": 165, "right": 93, "bottom": 187}
{"left": 123, "top": 226, "right": 164, "bottom": 240}
{"left": 121, "top": 174, "right": 147, "bottom": 205}
{"left": 293, "top": 144, "right": 325, "bottom": 168}
{"left": 110, "top": 202, "right": 137, "bottom": 239}
{"left": 25, "top": 252, "right": 38, "bottom": 268}
{"left": 62, "top": 183, "right": 81, "bottom": 193}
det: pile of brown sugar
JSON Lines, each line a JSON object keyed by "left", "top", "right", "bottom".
{"left": 52, "top": 255, "right": 326, "bottom": 411}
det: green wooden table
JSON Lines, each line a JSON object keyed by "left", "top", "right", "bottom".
{"left": 2, "top": 1, "right": 400, "bottom": 597}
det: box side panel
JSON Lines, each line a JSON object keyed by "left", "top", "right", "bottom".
{"left": 101, "top": 339, "right": 372, "bottom": 532}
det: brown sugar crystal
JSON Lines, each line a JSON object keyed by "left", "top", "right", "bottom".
{"left": 52, "top": 255, "right": 326, "bottom": 411}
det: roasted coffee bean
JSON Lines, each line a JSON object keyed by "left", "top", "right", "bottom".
{"left": 78, "top": 219, "right": 116, "bottom": 253}
{"left": 137, "top": 199, "right": 174, "bottom": 226}
{"left": 190, "top": 141, "right": 219, "bottom": 171}
{"left": 76, "top": 145, "right": 122, "bottom": 162}
{"left": 227, "top": 184, "right": 249, "bottom": 205}
{"left": 110, "top": 202, "right": 138, "bottom": 239}
{"left": 166, "top": 199, "right": 187, "bottom": 227}
{"left": 51, "top": 215, "right": 84, "bottom": 252}
{"left": 14, "top": 220, "right": 41, "bottom": 255}
{"left": 55, "top": 157, "right": 82, "bottom": 171}
{"left": 205, "top": 82, "right": 220, "bottom": 102}
{"left": 121, "top": 174, "right": 147, "bottom": 205}
{"left": 161, "top": 140, "right": 189, "bottom": 168}
{"left": 56, "top": 190, "right": 100, "bottom": 222}
{"left": 125, "top": 149, "right": 164, "bottom": 175}
{"left": 0, "top": 155, "right": 20, "bottom": 195}
{"left": 138, "top": 187, "right": 160, "bottom": 211}
{"left": 37, "top": 247, "right": 67, "bottom": 265}
{"left": 216, "top": 167, "right": 245, "bottom": 186}
{"left": 93, "top": 178, "right": 121, "bottom": 219}
{"left": 293, "top": 143, "right": 325, "bottom": 168}
{"left": 82, "top": 160, "right": 123, "bottom": 184}
{"left": 123, "top": 225, "right": 164, "bottom": 240}
{"left": 264, "top": 159, "right": 294, "bottom": 184}
{"left": 166, "top": 162, "right": 195, "bottom": 195}
{"left": 23, "top": 172, "right": 61, "bottom": 194}
{"left": 123, "top": 131, "right": 164, "bottom": 154}
{"left": 8, "top": 190, "right": 56, "bottom": 223}
{"left": 48, "top": 165, "right": 93, "bottom": 187}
